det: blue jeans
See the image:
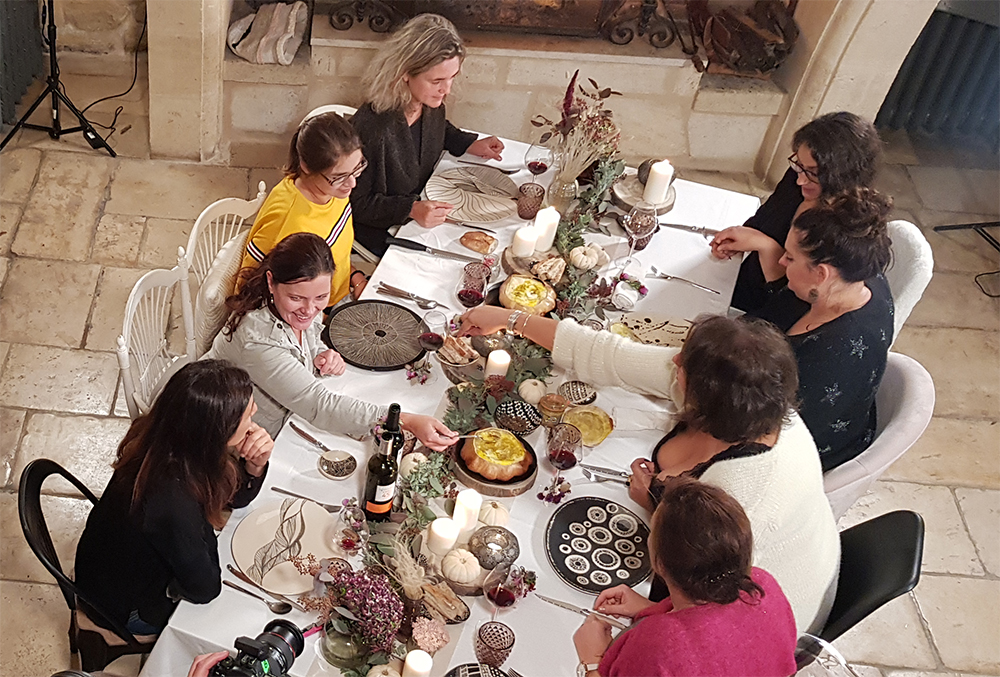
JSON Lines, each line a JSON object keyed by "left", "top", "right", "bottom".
{"left": 126, "top": 609, "right": 162, "bottom": 635}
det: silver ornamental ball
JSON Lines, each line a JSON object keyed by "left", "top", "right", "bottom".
{"left": 468, "top": 526, "right": 520, "bottom": 570}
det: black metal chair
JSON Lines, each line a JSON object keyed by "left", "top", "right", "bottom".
{"left": 18, "top": 458, "right": 157, "bottom": 672}
{"left": 796, "top": 510, "right": 925, "bottom": 670}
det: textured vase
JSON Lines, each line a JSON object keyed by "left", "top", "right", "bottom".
{"left": 319, "top": 615, "right": 368, "bottom": 669}
{"left": 547, "top": 176, "right": 578, "bottom": 213}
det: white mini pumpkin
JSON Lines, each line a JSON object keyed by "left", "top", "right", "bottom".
{"left": 589, "top": 242, "right": 610, "bottom": 267}
{"left": 569, "top": 245, "right": 600, "bottom": 271}
{"left": 398, "top": 452, "right": 428, "bottom": 479}
{"left": 479, "top": 500, "right": 510, "bottom": 527}
{"left": 441, "top": 548, "right": 482, "bottom": 585}
{"left": 518, "top": 378, "right": 547, "bottom": 405}
{"left": 367, "top": 665, "right": 401, "bottom": 677}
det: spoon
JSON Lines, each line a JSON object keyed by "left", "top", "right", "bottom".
{"left": 582, "top": 468, "right": 630, "bottom": 486}
{"left": 224, "top": 580, "right": 292, "bottom": 614}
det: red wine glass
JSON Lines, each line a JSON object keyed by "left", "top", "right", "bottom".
{"left": 524, "top": 144, "right": 552, "bottom": 183}
{"left": 418, "top": 311, "right": 447, "bottom": 352}
{"left": 618, "top": 200, "right": 658, "bottom": 272}
{"left": 545, "top": 423, "right": 582, "bottom": 496}
{"left": 456, "top": 262, "right": 490, "bottom": 309}
{"left": 484, "top": 563, "right": 521, "bottom": 619}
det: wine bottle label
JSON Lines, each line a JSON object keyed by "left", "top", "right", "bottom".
{"left": 373, "top": 483, "right": 395, "bottom": 503}
{"left": 366, "top": 500, "right": 391, "bottom": 514}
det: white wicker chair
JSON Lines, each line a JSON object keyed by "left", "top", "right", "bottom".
{"left": 885, "top": 220, "right": 934, "bottom": 346}
{"left": 185, "top": 180, "right": 267, "bottom": 288}
{"left": 115, "top": 247, "right": 196, "bottom": 419}
{"left": 823, "top": 352, "right": 935, "bottom": 519}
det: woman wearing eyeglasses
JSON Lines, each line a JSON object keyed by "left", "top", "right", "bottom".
{"left": 710, "top": 112, "right": 883, "bottom": 314}
{"left": 241, "top": 111, "right": 370, "bottom": 306}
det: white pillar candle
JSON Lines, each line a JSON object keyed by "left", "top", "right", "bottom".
{"left": 427, "top": 518, "right": 459, "bottom": 556}
{"left": 643, "top": 160, "right": 674, "bottom": 204}
{"left": 484, "top": 349, "right": 511, "bottom": 380}
{"left": 452, "top": 488, "right": 483, "bottom": 535}
{"left": 533, "top": 206, "right": 561, "bottom": 251}
{"left": 402, "top": 649, "right": 433, "bottom": 677}
{"left": 511, "top": 226, "right": 537, "bottom": 258}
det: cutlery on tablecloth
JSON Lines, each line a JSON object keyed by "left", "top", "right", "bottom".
{"left": 270, "top": 486, "right": 341, "bottom": 513}
{"left": 581, "top": 468, "right": 630, "bottom": 487}
{"left": 446, "top": 218, "right": 497, "bottom": 234}
{"left": 535, "top": 593, "right": 630, "bottom": 630}
{"left": 648, "top": 265, "right": 720, "bottom": 295}
{"left": 579, "top": 463, "right": 631, "bottom": 479}
{"left": 223, "top": 580, "right": 292, "bottom": 614}
{"left": 386, "top": 236, "right": 482, "bottom": 263}
{"left": 376, "top": 283, "right": 444, "bottom": 309}
{"left": 289, "top": 421, "right": 330, "bottom": 453}
{"left": 456, "top": 159, "right": 518, "bottom": 174}
{"left": 226, "top": 565, "right": 308, "bottom": 612}
{"left": 657, "top": 222, "right": 718, "bottom": 238}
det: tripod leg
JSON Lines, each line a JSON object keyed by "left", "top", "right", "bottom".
{"left": 0, "top": 83, "right": 56, "bottom": 151}
{"left": 52, "top": 87, "right": 117, "bottom": 158}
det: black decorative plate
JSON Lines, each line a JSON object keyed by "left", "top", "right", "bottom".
{"left": 444, "top": 665, "right": 507, "bottom": 677}
{"left": 323, "top": 300, "right": 425, "bottom": 371}
{"left": 545, "top": 496, "right": 652, "bottom": 594}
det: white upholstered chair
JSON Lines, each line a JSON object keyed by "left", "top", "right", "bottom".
{"left": 824, "top": 352, "right": 935, "bottom": 519}
{"left": 193, "top": 230, "right": 250, "bottom": 357}
{"left": 885, "top": 220, "right": 934, "bottom": 346}
{"left": 116, "top": 247, "right": 196, "bottom": 419}
{"left": 185, "top": 180, "right": 267, "bottom": 289}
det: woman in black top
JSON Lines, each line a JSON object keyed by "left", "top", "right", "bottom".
{"left": 749, "top": 189, "right": 895, "bottom": 471}
{"left": 350, "top": 14, "right": 505, "bottom": 255}
{"left": 75, "top": 360, "right": 272, "bottom": 634}
{"left": 712, "top": 112, "right": 883, "bottom": 313}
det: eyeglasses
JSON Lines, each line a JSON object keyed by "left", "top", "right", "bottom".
{"left": 788, "top": 154, "right": 820, "bottom": 184}
{"left": 321, "top": 158, "right": 368, "bottom": 187}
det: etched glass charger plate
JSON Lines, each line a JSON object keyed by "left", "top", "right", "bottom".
{"left": 324, "top": 299, "right": 425, "bottom": 371}
{"left": 425, "top": 166, "right": 518, "bottom": 223}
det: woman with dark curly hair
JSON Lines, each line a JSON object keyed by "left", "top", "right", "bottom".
{"left": 458, "top": 309, "right": 839, "bottom": 635}
{"left": 748, "top": 188, "right": 895, "bottom": 471}
{"left": 712, "top": 111, "right": 883, "bottom": 313}
{"left": 573, "top": 476, "right": 798, "bottom": 677}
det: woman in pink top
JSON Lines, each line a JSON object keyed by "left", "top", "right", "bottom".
{"left": 573, "top": 476, "right": 798, "bottom": 677}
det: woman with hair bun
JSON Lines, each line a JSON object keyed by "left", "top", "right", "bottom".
{"left": 573, "top": 476, "right": 797, "bottom": 677}
{"left": 350, "top": 14, "right": 505, "bottom": 256}
{"left": 205, "top": 232, "right": 457, "bottom": 449}
{"left": 712, "top": 111, "right": 884, "bottom": 313}
{"left": 749, "top": 188, "right": 895, "bottom": 471}
{"left": 241, "top": 111, "right": 370, "bottom": 306}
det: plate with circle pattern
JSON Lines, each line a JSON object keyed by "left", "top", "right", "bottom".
{"left": 545, "top": 496, "right": 651, "bottom": 594}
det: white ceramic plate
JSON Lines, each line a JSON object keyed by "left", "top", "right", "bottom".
{"left": 231, "top": 499, "right": 338, "bottom": 596}
{"left": 619, "top": 314, "right": 692, "bottom": 347}
{"left": 425, "top": 166, "right": 518, "bottom": 223}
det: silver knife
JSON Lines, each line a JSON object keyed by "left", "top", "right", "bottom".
{"left": 659, "top": 222, "right": 717, "bottom": 237}
{"left": 226, "top": 564, "right": 308, "bottom": 612}
{"left": 270, "top": 486, "right": 341, "bottom": 512}
{"left": 579, "top": 463, "right": 631, "bottom": 479}
{"left": 446, "top": 218, "right": 497, "bottom": 234}
{"left": 386, "top": 236, "right": 482, "bottom": 263}
{"left": 289, "top": 421, "right": 329, "bottom": 453}
{"left": 536, "top": 593, "right": 629, "bottom": 630}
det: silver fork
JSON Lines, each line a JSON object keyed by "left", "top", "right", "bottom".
{"left": 457, "top": 159, "right": 518, "bottom": 175}
{"left": 582, "top": 468, "right": 630, "bottom": 486}
{"left": 648, "top": 265, "right": 720, "bottom": 295}
{"left": 376, "top": 284, "right": 443, "bottom": 310}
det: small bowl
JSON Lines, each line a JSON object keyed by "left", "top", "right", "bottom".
{"left": 435, "top": 352, "right": 485, "bottom": 385}
{"left": 318, "top": 450, "right": 357, "bottom": 480}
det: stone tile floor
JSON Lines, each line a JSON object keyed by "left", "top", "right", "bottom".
{"left": 0, "top": 70, "right": 998, "bottom": 677}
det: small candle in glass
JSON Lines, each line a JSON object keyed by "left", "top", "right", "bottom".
{"left": 484, "top": 350, "right": 511, "bottom": 380}
{"left": 538, "top": 393, "right": 569, "bottom": 428}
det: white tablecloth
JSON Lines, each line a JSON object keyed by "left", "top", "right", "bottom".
{"left": 139, "top": 143, "right": 760, "bottom": 677}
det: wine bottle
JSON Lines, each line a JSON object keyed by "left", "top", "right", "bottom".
{"left": 364, "top": 405, "right": 401, "bottom": 521}
{"left": 382, "top": 402, "right": 405, "bottom": 461}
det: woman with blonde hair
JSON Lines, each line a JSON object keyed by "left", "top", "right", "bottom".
{"left": 350, "top": 13, "right": 505, "bottom": 255}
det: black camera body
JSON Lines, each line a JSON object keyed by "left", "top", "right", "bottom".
{"left": 209, "top": 620, "right": 305, "bottom": 677}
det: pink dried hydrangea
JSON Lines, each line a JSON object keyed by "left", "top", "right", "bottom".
{"left": 411, "top": 617, "right": 450, "bottom": 654}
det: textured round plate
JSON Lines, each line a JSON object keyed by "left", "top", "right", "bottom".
{"left": 425, "top": 166, "right": 518, "bottom": 223}
{"left": 545, "top": 496, "right": 652, "bottom": 595}
{"left": 324, "top": 300, "right": 425, "bottom": 371}
{"left": 231, "top": 499, "right": 338, "bottom": 596}
{"left": 444, "top": 664, "right": 508, "bottom": 677}
{"left": 562, "top": 405, "right": 614, "bottom": 447}
{"left": 620, "top": 314, "right": 692, "bottom": 347}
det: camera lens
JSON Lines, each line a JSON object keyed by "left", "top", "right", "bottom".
{"left": 259, "top": 619, "right": 305, "bottom": 674}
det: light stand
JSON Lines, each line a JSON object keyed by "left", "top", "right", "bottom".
{"left": 0, "top": 0, "right": 116, "bottom": 156}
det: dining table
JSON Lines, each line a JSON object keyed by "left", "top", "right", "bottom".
{"left": 138, "top": 137, "right": 761, "bottom": 677}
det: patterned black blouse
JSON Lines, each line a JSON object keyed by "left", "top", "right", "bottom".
{"left": 751, "top": 274, "right": 894, "bottom": 471}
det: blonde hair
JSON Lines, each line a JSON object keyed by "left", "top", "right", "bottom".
{"left": 363, "top": 14, "right": 465, "bottom": 114}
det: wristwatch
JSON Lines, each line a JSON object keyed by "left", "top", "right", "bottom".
{"left": 576, "top": 662, "right": 600, "bottom": 677}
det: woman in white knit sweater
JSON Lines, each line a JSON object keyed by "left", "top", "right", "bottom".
{"left": 460, "top": 308, "right": 839, "bottom": 635}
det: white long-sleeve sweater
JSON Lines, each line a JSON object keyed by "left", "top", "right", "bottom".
{"left": 552, "top": 319, "right": 840, "bottom": 634}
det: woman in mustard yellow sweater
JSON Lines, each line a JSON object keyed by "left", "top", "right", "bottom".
{"left": 242, "top": 111, "right": 369, "bottom": 306}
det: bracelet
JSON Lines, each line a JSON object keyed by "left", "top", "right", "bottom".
{"left": 506, "top": 310, "right": 524, "bottom": 335}
{"left": 518, "top": 313, "right": 530, "bottom": 337}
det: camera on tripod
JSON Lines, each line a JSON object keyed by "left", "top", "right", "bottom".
{"left": 209, "top": 619, "right": 304, "bottom": 677}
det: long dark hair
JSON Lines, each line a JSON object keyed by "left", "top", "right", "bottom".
{"left": 792, "top": 111, "right": 882, "bottom": 195}
{"left": 677, "top": 315, "right": 799, "bottom": 444}
{"left": 650, "top": 475, "right": 763, "bottom": 605}
{"left": 793, "top": 187, "right": 893, "bottom": 282}
{"left": 286, "top": 112, "right": 361, "bottom": 179}
{"left": 224, "top": 232, "right": 335, "bottom": 336}
{"left": 113, "top": 360, "right": 253, "bottom": 529}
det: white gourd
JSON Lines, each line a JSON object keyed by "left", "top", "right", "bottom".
{"left": 569, "top": 245, "right": 600, "bottom": 271}
{"left": 441, "top": 548, "right": 481, "bottom": 585}
{"left": 478, "top": 500, "right": 510, "bottom": 527}
{"left": 518, "top": 379, "right": 547, "bottom": 405}
{"left": 367, "top": 665, "right": 401, "bottom": 677}
{"left": 398, "top": 452, "right": 428, "bottom": 479}
{"left": 588, "top": 242, "right": 610, "bottom": 267}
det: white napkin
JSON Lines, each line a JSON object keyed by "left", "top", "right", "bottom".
{"left": 612, "top": 281, "right": 640, "bottom": 311}
{"left": 612, "top": 407, "right": 676, "bottom": 432}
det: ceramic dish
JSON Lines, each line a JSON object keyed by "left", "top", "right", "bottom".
{"left": 231, "top": 499, "right": 338, "bottom": 595}
{"left": 545, "top": 496, "right": 652, "bottom": 594}
{"left": 561, "top": 405, "right": 614, "bottom": 447}
{"left": 619, "top": 314, "right": 692, "bottom": 347}
{"left": 324, "top": 300, "right": 424, "bottom": 371}
{"left": 425, "top": 167, "right": 518, "bottom": 223}
{"left": 317, "top": 450, "right": 357, "bottom": 480}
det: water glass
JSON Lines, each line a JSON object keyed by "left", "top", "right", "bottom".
{"left": 474, "top": 620, "right": 516, "bottom": 668}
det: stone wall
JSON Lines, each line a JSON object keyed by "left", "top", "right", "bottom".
{"left": 54, "top": 0, "right": 146, "bottom": 55}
